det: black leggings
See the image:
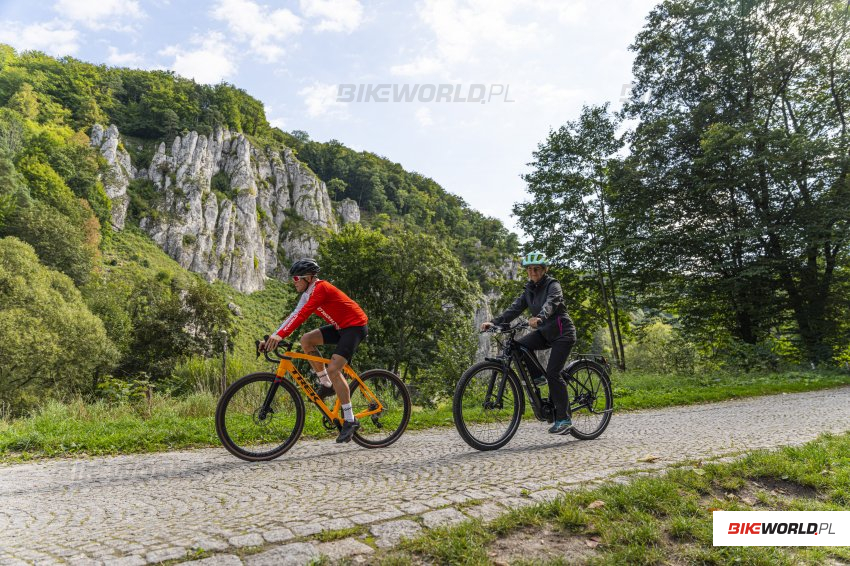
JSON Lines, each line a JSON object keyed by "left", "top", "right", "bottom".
{"left": 517, "top": 330, "right": 576, "bottom": 420}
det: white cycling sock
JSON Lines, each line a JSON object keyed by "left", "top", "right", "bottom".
{"left": 314, "top": 369, "right": 332, "bottom": 387}
{"left": 342, "top": 403, "right": 354, "bottom": 422}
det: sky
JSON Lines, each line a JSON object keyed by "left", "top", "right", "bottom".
{"left": 0, "top": 0, "right": 658, "bottom": 236}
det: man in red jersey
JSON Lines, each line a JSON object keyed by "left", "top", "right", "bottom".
{"left": 260, "top": 258, "right": 369, "bottom": 443}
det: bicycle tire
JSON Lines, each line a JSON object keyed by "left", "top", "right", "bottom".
{"left": 564, "top": 361, "right": 612, "bottom": 440}
{"left": 349, "top": 369, "right": 412, "bottom": 448}
{"left": 453, "top": 361, "right": 524, "bottom": 451}
{"left": 215, "top": 372, "right": 305, "bottom": 461}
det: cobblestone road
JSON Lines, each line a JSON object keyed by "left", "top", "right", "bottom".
{"left": 2, "top": 387, "right": 849, "bottom": 565}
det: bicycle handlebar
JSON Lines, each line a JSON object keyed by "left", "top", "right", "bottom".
{"left": 482, "top": 320, "right": 529, "bottom": 334}
{"left": 255, "top": 335, "right": 292, "bottom": 363}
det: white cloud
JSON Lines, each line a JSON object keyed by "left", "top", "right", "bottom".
{"left": 415, "top": 107, "right": 434, "bottom": 127}
{"left": 160, "top": 33, "right": 237, "bottom": 84}
{"left": 391, "top": 0, "right": 592, "bottom": 78}
{"left": 106, "top": 46, "right": 144, "bottom": 67}
{"left": 54, "top": 0, "right": 144, "bottom": 31}
{"left": 211, "top": 0, "right": 301, "bottom": 62}
{"left": 391, "top": 0, "right": 542, "bottom": 77}
{"left": 0, "top": 20, "right": 79, "bottom": 56}
{"left": 299, "top": 0, "right": 364, "bottom": 33}
{"left": 299, "top": 82, "right": 349, "bottom": 119}
{"left": 390, "top": 56, "right": 442, "bottom": 77}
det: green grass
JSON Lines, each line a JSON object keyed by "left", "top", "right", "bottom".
{"left": 379, "top": 432, "right": 850, "bottom": 565}
{"left": 611, "top": 368, "right": 850, "bottom": 410}
{"left": 1, "top": 369, "right": 848, "bottom": 461}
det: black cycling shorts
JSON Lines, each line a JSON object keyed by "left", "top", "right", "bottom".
{"left": 319, "top": 324, "right": 368, "bottom": 362}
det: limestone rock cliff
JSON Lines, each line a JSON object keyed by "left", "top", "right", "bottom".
{"left": 90, "top": 124, "right": 134, "bottom": 230}
{"left": 93, "top": 124, "right": 345, "bottom": 293}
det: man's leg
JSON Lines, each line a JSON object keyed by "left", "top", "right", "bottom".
{"left": 326, "top": 354, "right": 351, "bottom": 405}
{"left": 300, "top": 329, "right": 327, "bottom": 375}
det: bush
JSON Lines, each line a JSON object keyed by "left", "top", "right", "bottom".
{"left": 624, "top": 320, "right": 697, "bottom": 374}
{"left": 0, "top": 237, "right": 116, "bottom": 416}
{"left": 0, "top": 199, "right": 96, "bottom": 285}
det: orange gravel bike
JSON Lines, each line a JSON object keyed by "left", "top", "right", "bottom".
{"left": 215, "top": 336, "right": 411, "bottom": 461}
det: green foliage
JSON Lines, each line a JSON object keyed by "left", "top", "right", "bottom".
{"left": 280, "top": 134, "right": 519, "bottom": 288}
{"left": 118, "top": 274, "right": 236, "bottom": 382}
{"left": 414, "top": 317, "right": 478, "bottom": 404}
{"left": 126, "top": 177, "right": 160, "bottom": 223}
{"left": 0, "top": 46, "right": 272, "bottom": 137}
{"left": 210, "top": 169, "right": 235, "bottom": 202}
{"left": 0, "top": 199, "right": 96, "bottom": 285}
{"left": 0, "top": 237, "right": 116, "bottom": 416}
{"left": 319, "top": 224, "right": 480, "bottom": 379}
{"left": 618, "top": 0, "right": 850, "bottom": 364}
{"left": 623, "top": 319, "right": 697, "bottom": 374}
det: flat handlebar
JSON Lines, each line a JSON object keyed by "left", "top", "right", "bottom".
{"left": 482, "top": 320, "right": 529, "bottom": 334}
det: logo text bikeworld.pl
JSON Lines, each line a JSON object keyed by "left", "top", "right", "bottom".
{"left": 713, "top": 511, "right": 849, "bottom": 546}
{"left": 337, "top": 84, "right": 515, "bottom": 103}
{"left": 727, "top": 522, "right": 836, "bottom": 535}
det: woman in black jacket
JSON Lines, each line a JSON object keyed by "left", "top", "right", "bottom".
{"left": 481, "top": 251, "right": 577, "bottom": 434}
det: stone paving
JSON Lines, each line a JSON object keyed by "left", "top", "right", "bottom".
{"left": 1, "top": 387, "right": 849, "bottom": 565}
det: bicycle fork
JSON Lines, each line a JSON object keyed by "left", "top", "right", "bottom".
{"left": 484, "top": 367, "right": 509, "bottom": 410}
{"left": 258, "top": 379, "right": 281, "bottom": 420}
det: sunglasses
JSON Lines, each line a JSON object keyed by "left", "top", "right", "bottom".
{"left": 292, "top": 275, "right": 311, "bottom": 282}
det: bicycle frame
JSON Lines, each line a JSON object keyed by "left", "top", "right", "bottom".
{"left": 487, "top": 326, "right": 612, "bottom": 422}
{"left": 273, "top": 351, "right": 385, "bottom": 425}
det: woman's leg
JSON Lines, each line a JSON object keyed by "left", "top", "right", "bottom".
{"left": 545, "top": 336, "right": 575, "bottom": 420}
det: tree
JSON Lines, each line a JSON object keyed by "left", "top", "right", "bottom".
{"left": 515, "top": 104, "right": 628, "bottom": 369}
{"left": 118, "top": 274, "right": 235, "bottom": 381}
{"left": 0, "top": 237, "right": 116, "bottom": 415}
{"left": 620, "top": 0, "right": 850, "bottom": 363}
{"left": 0, "top": 200, "right": 96, "bottom": 286}
{"left": 319, "top": 225, "right": 479, "bottom": 380}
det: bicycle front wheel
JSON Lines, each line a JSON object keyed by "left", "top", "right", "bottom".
{"left": 565, "top": 362, "right": 612, "bottom": 440}
{"left": 350, "top": 369, "right": 411, "bottom": 448}
{"left": 215, "top": 372, "right": 305, "bottom": 461}
{"left": 453, "top": 361, "right": 524, "bottom": 451}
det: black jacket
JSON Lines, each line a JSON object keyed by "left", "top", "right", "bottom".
{"left": 491, "top": 274, "right": 576, "bottom": 342}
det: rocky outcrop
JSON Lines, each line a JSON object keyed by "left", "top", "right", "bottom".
{"left": 474, "top": 257, "right": 522, "bottom": 362}
{"left": 90, "top": 124, "right": 134, "bottom": 229}
{"left": 141, "top": 127, "right": 338, "bottom": 293}
{"left": 92, "top": 123, "right": 345, "bottom": 293}
{"left": 338, "top": 198, "right": 360, "bottom": 224}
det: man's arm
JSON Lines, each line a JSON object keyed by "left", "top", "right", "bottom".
{"left": 276, "top": 282, "right": 323, "bottom": 339}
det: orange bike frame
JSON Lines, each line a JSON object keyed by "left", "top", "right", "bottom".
{"left": 275, "top": 352, "right": 384, "bottom": 425}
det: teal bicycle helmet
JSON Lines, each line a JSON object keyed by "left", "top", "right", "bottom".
{"left": 521, "top": 251, "right": 549, "bottom": 266}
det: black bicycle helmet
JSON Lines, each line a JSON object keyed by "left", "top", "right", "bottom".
{"left": 289, "top": 258, "right": 320, "bottom": 276}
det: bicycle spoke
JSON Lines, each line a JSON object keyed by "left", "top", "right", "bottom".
{"left": 217, "top": 374, "right": 303, "bottom": 459}
{"left": 455, "top": 364, "right": 521, "bottom": 449}
{"left": 350, "top": 370, "right": 411, "bottom": 448}
{"left": 566, "top": 364, "right": 612, "bottom": 440}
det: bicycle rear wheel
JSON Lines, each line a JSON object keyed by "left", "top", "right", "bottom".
{"left": 453, "top": 361, "right": 524, "bottom": 451}
{"left": 215, "top": 372, "right": 305, "bottom": 461}
{"left": 349, "top": 369, "right": 411, "bottom": 448}
{"left": 564, "top": 362, "right": 612, "bottom": 440}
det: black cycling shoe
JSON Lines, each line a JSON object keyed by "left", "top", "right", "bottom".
{"left": 316, "top": 384, "right": 336, "bottom": 399}
{"left": 336, "top": 419, "right": 360, "bottom": 443}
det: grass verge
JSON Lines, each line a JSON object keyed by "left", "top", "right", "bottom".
{"left": 380, "top": 432, "right": 850, "bottom": 565}
{"left": 1, "top": 370, "right": 848, "bottom": 462}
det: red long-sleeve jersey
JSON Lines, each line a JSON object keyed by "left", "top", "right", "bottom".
{"left": 275, "top": 279, "right": 368, "bottom": 339}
